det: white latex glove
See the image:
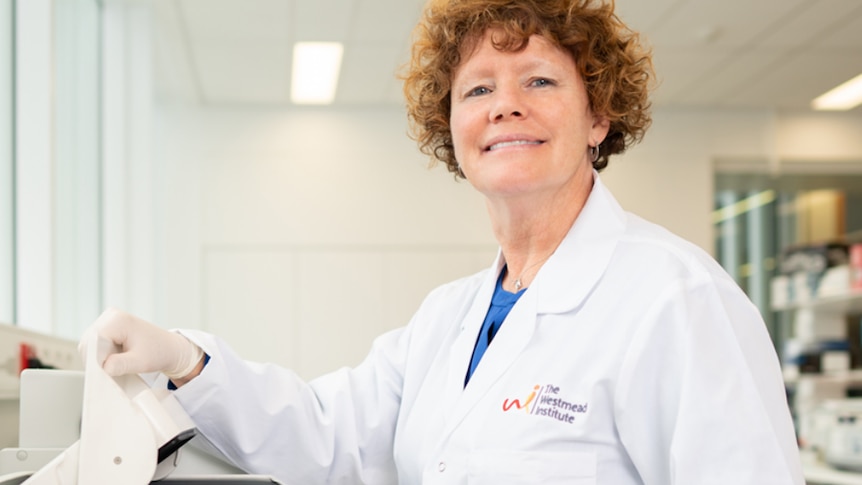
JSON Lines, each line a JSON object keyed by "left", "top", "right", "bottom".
{"left": 81, "top": 307, "right": 204, "bottom": 380}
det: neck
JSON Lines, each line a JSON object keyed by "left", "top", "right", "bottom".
{"left": 490, "top": 175, "right": 594, "bottom": 292}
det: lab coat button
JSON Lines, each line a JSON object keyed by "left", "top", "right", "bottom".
{"left": 437, "top": 461, "right": 446, "bottom": 472}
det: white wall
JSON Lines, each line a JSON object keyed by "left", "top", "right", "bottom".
{"left": 777, "top": 112, "right": 862, "bottom": 161}
{"left": 151, "top": 105, "right": 862, "bottom": 380}
{"left": 154, "top": 107, "right": 498, "bottom": 378}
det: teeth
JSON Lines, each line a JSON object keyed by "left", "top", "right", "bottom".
{"left": 488, "top": 140, "right": 541, "bottom": 151}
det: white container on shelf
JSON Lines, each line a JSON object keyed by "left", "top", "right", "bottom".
{"left": 815, "top": 399, "right": 862, "bottom": 472}
{"left": 793, "top": 272, "right": 813, "bottom": 304}
{"left": 796, "top": 309, "right": 847, "bottom": 342}
{"left": 797, "top": 379, "right": 848, "bottom": 451}
{"left": 772, "top": 274, "right": 791, "bottom": 308}
{"left": 819, "top": 265, "right": 852, "bottom": 299}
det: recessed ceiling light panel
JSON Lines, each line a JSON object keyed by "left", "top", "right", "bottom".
{"left": 291, "top": 42, "right": 344, "bottom": 105}
{"left": 812, "top": 72, "right": 862, "bottom": 111}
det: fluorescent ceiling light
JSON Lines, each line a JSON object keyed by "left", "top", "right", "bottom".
{"left": 291, "top": 42, "right": 344, "bottom": 105}
{"left": 812, "top": 72, "right": 862, "bottom": 111}
{"left": 712, "top": 190, "right": 776, "bottom": 224}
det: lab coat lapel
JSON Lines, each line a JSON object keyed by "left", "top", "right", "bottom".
{"left": 438, "top": 252, "right": 504, "bottom": 430}
{"left": 533, "top": 173, "right": 627, "bottom": 314}
{"left": 453, "top": 290, "right": 537, "bottom": 425}
{"left": 440, "top": 260, "right": 539, "bottom": 438}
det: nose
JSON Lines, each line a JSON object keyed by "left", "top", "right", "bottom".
{"left": 490, "top": 86, "right": 525, "bottom": 122}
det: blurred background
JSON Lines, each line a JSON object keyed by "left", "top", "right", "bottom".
{"left": 3, "top": 1, "right": 862, "bottom": 476}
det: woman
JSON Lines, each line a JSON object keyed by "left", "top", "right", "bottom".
{"left": 88, "top": 0, "right": 804, "bottom": 483}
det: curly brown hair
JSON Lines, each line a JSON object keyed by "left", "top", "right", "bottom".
{"left": 402, "top": 0, "right": 654, "bottom": 177}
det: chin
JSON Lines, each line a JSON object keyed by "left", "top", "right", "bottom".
{"left": 474, "top": 178, "right": 548, "bottom": 199}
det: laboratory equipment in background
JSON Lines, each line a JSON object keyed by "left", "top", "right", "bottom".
{"left": 0, "top": 323, "right": 84, "bottom": 450}
{"left": 0, "top": 327, "right": 280, "bottom": 484}
{"left": 771, "top": 241, "right": 862, "bottom": 483}
{"left": 810, "top": 399, "right": 862, "bottom": 471}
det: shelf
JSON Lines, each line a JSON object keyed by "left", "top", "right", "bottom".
{"left": 772, "top": 290, "right": 862, "bottom": 314}
{"left": 785, "top": 370, "right": 862, "bottom": 386}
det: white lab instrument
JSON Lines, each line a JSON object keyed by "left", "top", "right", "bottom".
{"left": 807, "top": 399, "right": 862, "bottom": 472}
{"left": 0, "top": 333, "right": 280, "bottom": 484}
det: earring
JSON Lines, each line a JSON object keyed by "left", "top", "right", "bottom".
{"left": 589, "top": 144, "right": 600, "bottom": 163}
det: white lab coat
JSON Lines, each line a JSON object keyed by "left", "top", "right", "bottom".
{"left": 173, "top": 175, "right": 804, "bottom": 485}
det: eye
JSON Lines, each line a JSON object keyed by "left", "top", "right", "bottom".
{"left": 466, "top": 86, "right": 491, "bottom": 97}
{"left": 530, "top": 78, "right": 555, "bottom": 87}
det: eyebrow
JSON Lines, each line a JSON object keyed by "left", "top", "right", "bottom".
{"left": 453, "top": 56, "right": 562, "bottom": 87}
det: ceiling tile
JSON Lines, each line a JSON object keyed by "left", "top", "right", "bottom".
{"left": 294, "top": 0, "right": 356, "bottom": 42}
{"left": 614, "top": 0, "right": 686, "bottom": 33}
{"left": 351, "top": 0, "right": 424, "bottom": 43}
{"left": 650, "top": 46, "right": 731, "bottom": 102}
{"left": 180, "top": 0, "right": 291, "bottom": 42}
{"left": 670, "top": 48, "right": 786, "bottom": 107}
{"left": 194, "top": 41, "right": 291, "bottom": 105}
{"left": 645, "top": 0, "right": 809, "bottom": 48}
{"left": 759, "top": 0, "right": 861, "bottom": 48}
{"left": 726, "top": 50, "right": 862, "bottom": 108}
{"left": 817, "top": 5, "right": 862, "bottom": 49}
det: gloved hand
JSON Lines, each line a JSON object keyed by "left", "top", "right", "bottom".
{"left": 82, "top": 307, "right": 205, "bottom": 380}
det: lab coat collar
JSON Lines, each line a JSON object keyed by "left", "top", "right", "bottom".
{"left": 499, "top": 171, "right": 627, "bottom": 314}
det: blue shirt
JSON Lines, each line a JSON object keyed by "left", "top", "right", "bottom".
{"left": 464, "top": 267, "right": 525, "bottom": 386}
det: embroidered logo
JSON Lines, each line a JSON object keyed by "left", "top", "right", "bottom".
{"left": 502, "top": 384, "right": 588, "bottom": 424}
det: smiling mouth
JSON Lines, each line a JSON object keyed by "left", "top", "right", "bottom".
{"left": 486, "top": 140, "right": 544, "bottom": 152}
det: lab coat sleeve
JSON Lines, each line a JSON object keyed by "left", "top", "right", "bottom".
{"left": 170, "top": 325, "right": 409, "bottom": 485}
{"left": 614, "top": 273, "right": 804, "bottom": 485}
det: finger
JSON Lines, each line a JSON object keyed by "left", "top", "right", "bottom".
{"left": 93, "top": 307, "right": 131, "bottom": 346}
{"left": 102, "top": 352, "right": 135, "bottom": 377}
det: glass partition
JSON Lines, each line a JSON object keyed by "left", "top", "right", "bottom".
{"left": 52, "top": 0, "right": 102, "bottom": 338}
{"left": 0, "top": 0, "right": 13, "bottom": 324}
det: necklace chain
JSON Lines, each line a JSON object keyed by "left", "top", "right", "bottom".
{"left": 512, "top": 254, "right": 553, "bottom": 291}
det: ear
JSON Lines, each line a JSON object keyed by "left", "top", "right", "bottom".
{"left": 590, "top": 114, "right": 611, "bottom": 145}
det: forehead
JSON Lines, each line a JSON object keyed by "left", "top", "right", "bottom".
{"left": 453, "top": 31, "right": 573, "bottom": 79}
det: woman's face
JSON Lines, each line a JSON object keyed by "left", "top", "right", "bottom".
{"left": 450, "top": 31, "right": 609, "bottom": 201}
